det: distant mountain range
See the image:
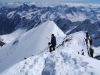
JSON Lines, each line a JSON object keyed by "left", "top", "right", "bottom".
{"left": 0, "top": 3, "right": 100, "bottom": 74}
{"left": 0, "top": 2, "right": 100, "bottom": 46}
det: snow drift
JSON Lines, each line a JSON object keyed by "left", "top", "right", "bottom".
{"left": 0, "top": 21, "right": 65, "bottom": 73}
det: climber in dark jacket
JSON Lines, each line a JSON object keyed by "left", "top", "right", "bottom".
{"left": 49, "top": 34, "right": 56, "bottom": 52}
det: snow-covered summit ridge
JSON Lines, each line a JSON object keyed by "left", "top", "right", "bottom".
{"left": 1, "top": 31, "right": 100, "bottom": 75}
{"left": 0, "top": 21, "right": 65, "bottom": 73}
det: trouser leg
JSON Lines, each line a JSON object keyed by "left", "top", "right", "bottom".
{"left": 53, "top": 46, "right": 55, "bottom": 51}
{"left": 90, "top": 52, "right": 93, "bottom": 58}
{"left": 49, "top": 45, "right": 53, "bottom": 52}
{"left": 49, "top": 45, "right": 56, "bottom": 52}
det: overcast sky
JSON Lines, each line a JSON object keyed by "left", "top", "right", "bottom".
{"left": 0, "top": 0, "right": 100, "bottom": 4}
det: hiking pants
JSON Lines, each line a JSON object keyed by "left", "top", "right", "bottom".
{"left": 49, "top": 45, "right": 55, "bottom": 52}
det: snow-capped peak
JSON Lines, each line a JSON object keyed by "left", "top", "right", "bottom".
{"left": 0, "top": 21, "right": 65, "bottom": 73}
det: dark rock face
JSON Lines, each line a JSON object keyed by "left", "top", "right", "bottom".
{"left": 0, "top": 41, "right": 5, "bottom": 47}
{"left": 94, "top": 55, "right": 100, "bottom": 60}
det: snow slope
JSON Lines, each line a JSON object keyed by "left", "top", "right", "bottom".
{"left": 1, "top": 31, "right": 100, "bottom": 75}
{"left": 0, "top": 29, "right": 26, "bottom": 44}
{"left": 0, "top": 21, "right": 66, "bottom": 73}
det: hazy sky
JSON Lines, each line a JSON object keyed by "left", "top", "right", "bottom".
{"left": 0, "top": 0, "right": 100, "bottom": 4}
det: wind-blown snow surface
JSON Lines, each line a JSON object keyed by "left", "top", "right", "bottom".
{"left": 0, "top": 29, "right": 26, "bottom": 44}
{"left": 0, "top": 21, "right": 66, "bottom": 73}
{"left": 1, "top": 31, "right": 100, "bottom": 75}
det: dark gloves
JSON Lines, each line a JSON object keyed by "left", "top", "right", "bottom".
{"left": 48, "top": 42, "right": 51, "bottom": 45}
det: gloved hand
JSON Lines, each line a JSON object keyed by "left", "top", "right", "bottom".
{"left": 48, "top": 42, "right": 51, "bottom": 45}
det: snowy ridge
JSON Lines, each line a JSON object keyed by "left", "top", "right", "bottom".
{"left": 1, "top": 31, "right": 100, "bottom": 75}
{"left": 0, "top": 21, "right": 65, "bottom": 73}
{"left": 0, "top": 2, "right": 100, "bottom": 74}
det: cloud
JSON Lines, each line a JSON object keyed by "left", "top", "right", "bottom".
{"left": 0, "top": 0, "right": 100, "bottom": 4}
